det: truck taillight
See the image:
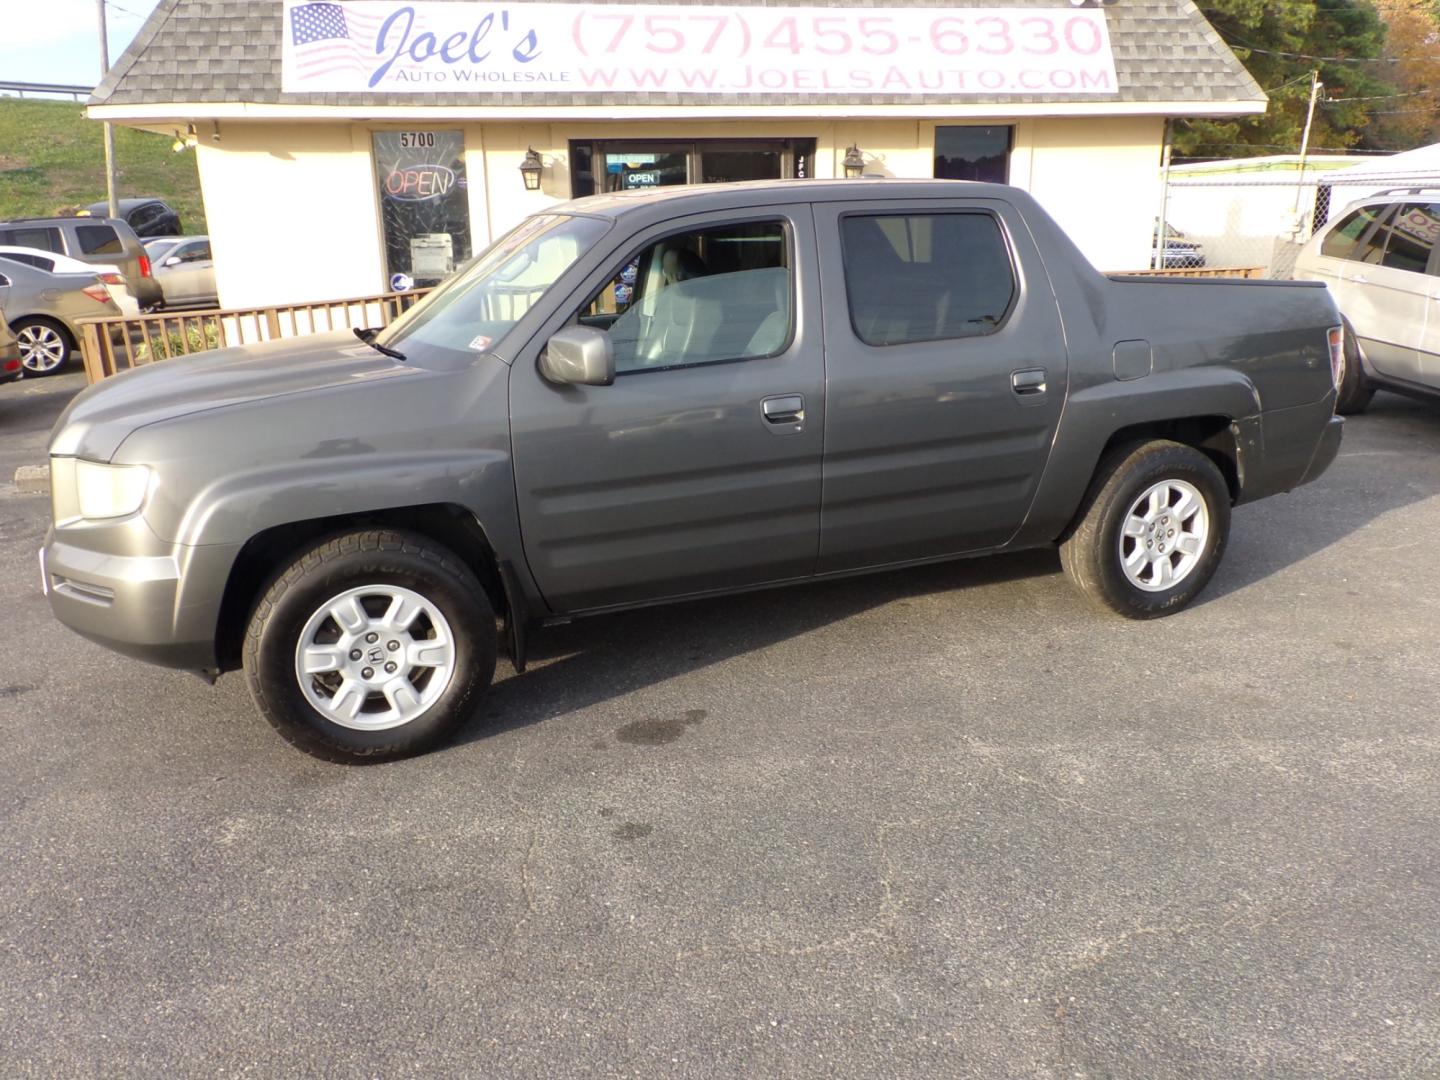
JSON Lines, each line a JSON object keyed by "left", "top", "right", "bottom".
{"left": 1327, "top": 326, "right": 1344, "bottom": 389}
{"left": 139, "top": 254, "right": 152, "bottom": 278}
{"left": 82, "top": 283, "right": 112, "bottom": 305}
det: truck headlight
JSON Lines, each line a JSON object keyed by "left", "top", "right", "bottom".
{"left": 74, "top": 460, "right": 151, "bottom": 520}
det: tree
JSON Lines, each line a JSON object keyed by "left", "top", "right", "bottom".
{"left": 1176, "top": 0, "right": 1402, "bottom": 159}
{"left": 1361, "top": 0, "right": 1440, "bottom": 148}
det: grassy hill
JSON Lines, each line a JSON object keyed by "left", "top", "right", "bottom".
{"left": 0, "top": 97, "right": 206, "bottom": 232}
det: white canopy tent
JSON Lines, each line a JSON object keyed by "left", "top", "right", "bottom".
{"left": 1318, "top": 143, "right": 1440, "bottom": 224}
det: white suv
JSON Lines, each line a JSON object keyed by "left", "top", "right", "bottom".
{"left": 1293, "top": 192, "right": 1440, "bottom": 414}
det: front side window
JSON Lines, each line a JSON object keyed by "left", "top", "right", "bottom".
{"left": 176, "top": 241, "right": 212, "bottom": 263}
{"left": 1381, "top": 203, "right": 1440, "bottom": 275}
{"left": 1323, "top": 205, "right": 1394, "bottom": 264}
{"left": 840, "top": 212, "right": 1016, "bottom": 346}
{"left": 378, "top": 213, "right": 611, "bottom": 358}
{"left": 129, "top": 204, "right": 164, "bottom": 230}
{"left": 76, "top": 225, "right": 122, "bottom": 256}
{"left": 578, "top": 220, "right": 793, "bottom": 374}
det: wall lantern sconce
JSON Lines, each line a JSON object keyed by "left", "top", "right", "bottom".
{"left": 171, "top": 123, "right": 198, "bottom": 154}
{"left": 842, "top": 144, "right": 865, "bottom": 179}
{"left": 520, "top": 147, "right": 544, "bottom": 191}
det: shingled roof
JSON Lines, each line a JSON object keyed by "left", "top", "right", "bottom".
{"left": 92, "top": 0, "right": 1265, "bottom": 111}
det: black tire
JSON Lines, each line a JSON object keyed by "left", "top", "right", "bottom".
{"left": 1335, "top": 317, "right": 1374, "bottom": 416}
{"left": 11, "top": 317, "right": 74, "bottom": 377}
{"left": 1059, "top": 440, "right": 1231, "bottom": 620}
{"left": 243, "top": 529, "right": 497, "bottom": 763}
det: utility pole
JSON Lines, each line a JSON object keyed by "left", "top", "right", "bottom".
{"left": 1155, "top": 119, "right": 1173, "bottom": 271}
{"left": 1291, "top": 70, "right": 1323, "bottom": 222}
{"left": 97, "top": 0, "right": 119, "bottom": 219}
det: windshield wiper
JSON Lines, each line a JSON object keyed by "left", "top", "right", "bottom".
{"left": 354, "top": 326, "right": 406, "bottom": 361}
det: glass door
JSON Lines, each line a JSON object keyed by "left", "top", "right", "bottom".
{"left": 570, "top": 139, "right": 815, "bottom": 197}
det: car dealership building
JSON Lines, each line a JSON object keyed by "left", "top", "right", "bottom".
{"left": 90, "top": 0, "right": 1265, "bottom": 309}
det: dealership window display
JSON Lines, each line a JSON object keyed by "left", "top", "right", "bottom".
{"left": 373, "top": 130, "right": 473, "bottom": 290}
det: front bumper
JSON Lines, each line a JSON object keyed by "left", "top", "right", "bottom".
{"left": 41, "top": 529, "right": 240, "bottom": 671}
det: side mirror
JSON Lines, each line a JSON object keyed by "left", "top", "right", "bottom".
{"left": 163, "top": 256, "right": 181, "bottom": 267}
{"left": 539, "top": 325, "right": 614, "bottom": 387}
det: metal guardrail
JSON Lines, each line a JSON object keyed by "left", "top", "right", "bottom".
{"left": 0, "top": 80, "right": 94, "bottom": 101}
{"left": 77, "top": 289, "right": 435, "bottom": 383}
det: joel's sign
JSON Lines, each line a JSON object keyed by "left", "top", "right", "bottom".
{"left": 282, "top": 2, "right": 1119, "bottom": 96}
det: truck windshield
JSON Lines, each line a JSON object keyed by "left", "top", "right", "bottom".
{"left": 377, "top": 213, "right": 611, "bottom": 357}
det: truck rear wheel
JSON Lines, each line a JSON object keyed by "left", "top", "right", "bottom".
{"left": 1059, "top": 441, "right": 1231, "bottom": 619}
{"left": 242, "top": 529, "right": 496, "bottom": 762}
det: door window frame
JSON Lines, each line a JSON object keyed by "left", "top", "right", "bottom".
{"left": 835, "top": 208, "right": 1021, "bottom": 348}
{"left": 573, "top": 214, "right": 798, "bottom": 376}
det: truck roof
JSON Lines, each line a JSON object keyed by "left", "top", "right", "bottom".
{"left": 564, "top": 178, "right": 1014, "bottom": 219}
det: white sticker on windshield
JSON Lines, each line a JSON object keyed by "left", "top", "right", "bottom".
{"left": 469, "top": 334, "right": 493, "bottom": 352}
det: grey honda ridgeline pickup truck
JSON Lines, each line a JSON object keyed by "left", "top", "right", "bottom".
{"left": 42, "top": 181, "right": 1345, "bottom": 761}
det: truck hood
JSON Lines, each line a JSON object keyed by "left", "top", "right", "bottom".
{"left": 50, "top": 332, "right": 425, "bottom": 461}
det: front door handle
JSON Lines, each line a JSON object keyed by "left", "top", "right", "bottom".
{"left": 762, "top": 394, "right": 805, "bottom": 423}
{"left": 761, "top": 394, "right": 806, "bottom": 434}
{"left": 1011, "top": 368, "right": 1047, "bottom": 396}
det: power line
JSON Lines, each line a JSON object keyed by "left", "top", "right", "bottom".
{"left": 1221, "top": 32, "right": 1440, "bottom": 65}
{"left": 105, "top": 0, "right": 148, "bottom": 19}
{"left": 1326, "top": 86, "right": 1440, "bottom": 103}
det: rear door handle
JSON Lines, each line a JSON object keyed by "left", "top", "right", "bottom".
{"left": 761, "top": 394, "right": 805, "bottom": 433}
{"left": 1351, "top": 276, "right": 1369, "bottom": 285}
{"left": 1011, "top": 368, "right": 1047, "bottom": 396}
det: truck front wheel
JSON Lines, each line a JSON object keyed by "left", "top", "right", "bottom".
{"left": 242, "top": 529, "right": 497, "bottom": 762}
{"left": 1059, "top": 441, "right": 1231, "bottom": 619}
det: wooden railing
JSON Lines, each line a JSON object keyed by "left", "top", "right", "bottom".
{"left": 1112, "top": 266, "right": 1266, "bottom": 279}
{"left": 77, "top": 289, "right": 434, "bottom": 383}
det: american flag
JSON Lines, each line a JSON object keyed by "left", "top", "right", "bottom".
{"left": 289, "top": 2, "right": 385, "bottom": 81}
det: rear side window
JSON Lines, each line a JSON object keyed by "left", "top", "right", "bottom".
{"left": 1380, "top": 203, "right": 1440, "bottom": 275}
{"left": 0, "top": 227, "right": 63, "bottom": 253}
{"left": 1321, "top": 205, "right": 1393, "bottom": 263}
{"left": 76, "top": 225, "right": 123, "bottom": 256}
{"left": 0, "top": 252, "right": 49, "bottom": 270}
{"left": 840, "top": 212, "right": 1015, "bottom": 346}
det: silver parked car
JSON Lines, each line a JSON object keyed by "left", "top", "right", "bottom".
{"left": 145, "top": 235, "right": 216, "bottom": 309}
{"left": 1293, "top": 192, "right": 1440, "bottom": 413}
{"left": 0, "top": 216, "right": 161, "bottom": 310}
{"left": 0, "top": 258, "right": 122, "bottom": 375}
{"left": 0, "top": 311, "right": 22, "bottom": 385}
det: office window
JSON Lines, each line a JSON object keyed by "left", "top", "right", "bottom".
{"left": 934, "top": 126, "right": 1012, "bottom": 183}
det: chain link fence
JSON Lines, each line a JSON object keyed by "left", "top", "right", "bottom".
{"left": 1160, "top": 167, "right": 1440, "bottom": 279}
{"left": 1158, "top": 175, "right": 1325, "bottom": 279}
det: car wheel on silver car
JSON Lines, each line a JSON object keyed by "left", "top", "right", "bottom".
{"left": 1060, "top": 440, "right": 1231, "bottom": 619}
{"left": 243, "top": 529, "right": 497, "bottom": 762}
{"left": 12, "top": 317, "right": 73, "bottom": 376}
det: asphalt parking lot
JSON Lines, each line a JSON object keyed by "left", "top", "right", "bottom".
{"left": 2, "top": 375, "right": 1439, "bottom": 1078}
